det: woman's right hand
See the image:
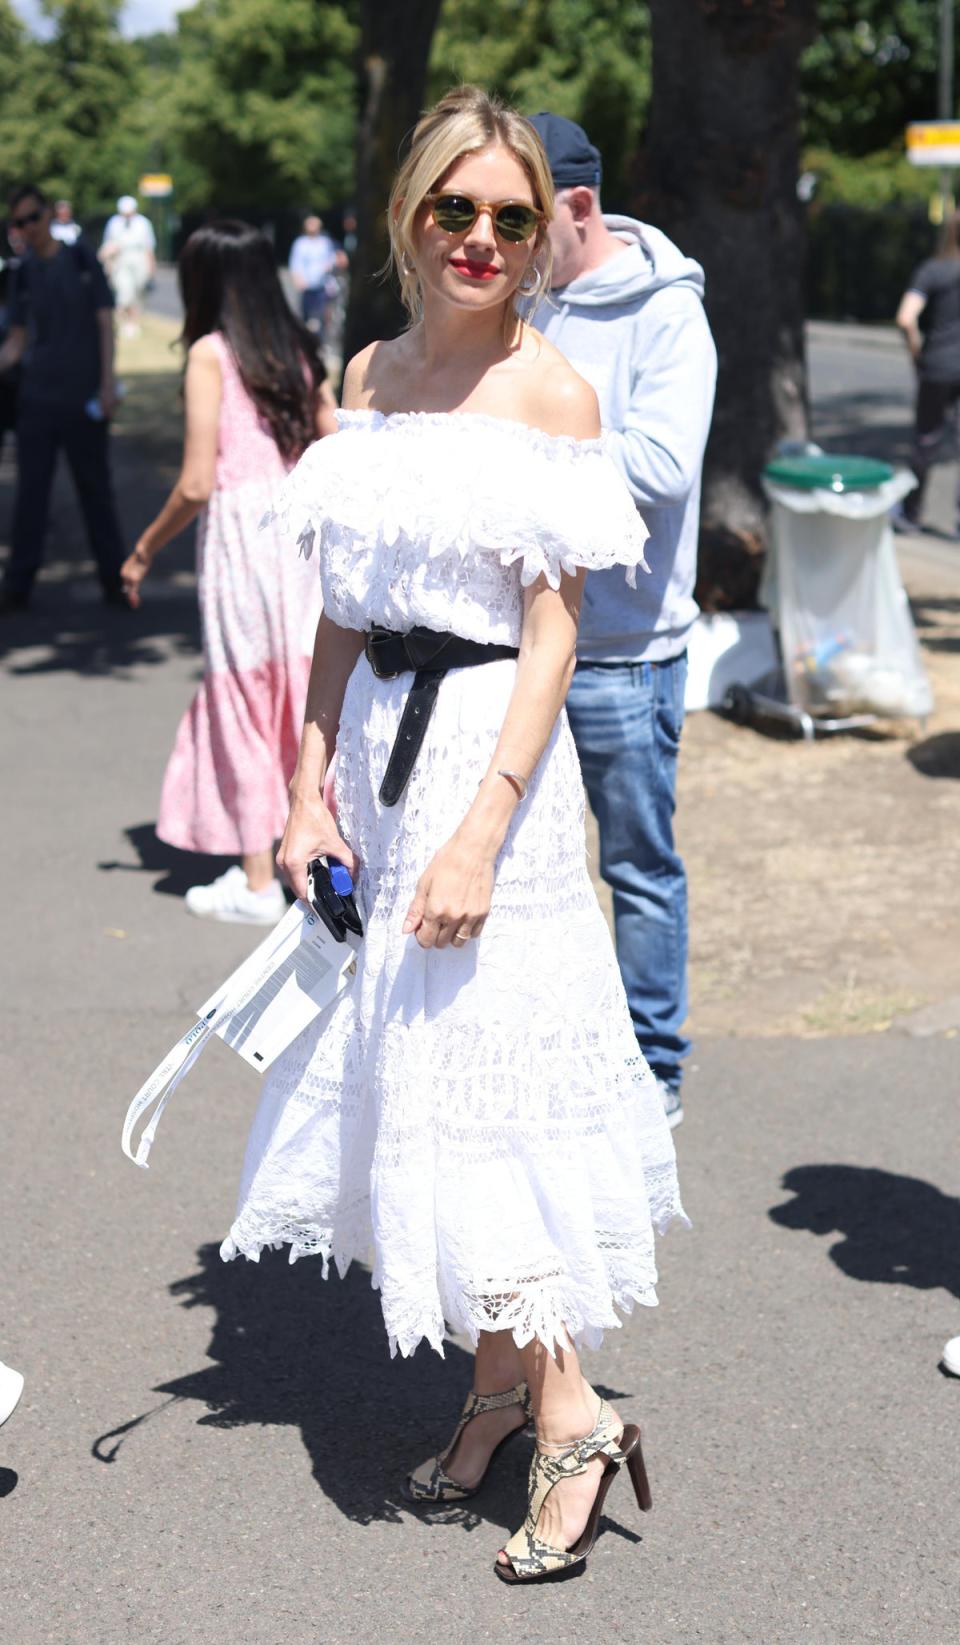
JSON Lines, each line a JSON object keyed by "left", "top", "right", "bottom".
{"left": 276, "top": 787, "right": 359, "bottom": 903}
{"left": 120, "top": 543, "right": 151, "bottom": 608}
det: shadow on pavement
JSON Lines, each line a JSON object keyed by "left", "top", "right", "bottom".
{"left": 810, "top": 419, "right": 913, "bottom": 466}
{"left": 0, "top": 1467, "right": 18, "bottom": 1496}
{"left": 94, "top": 1243, "right": 525, "bottom": 1532}
{"left": 911, "top": 594, "right": 960, "bottom": 627}
{"left": 907, "top": 732, "right": 960, "bottom": 780}
{"left": 91, "top": 1243, "right": 642, "bottom": 1551}
{"left": 770, "top": 1165, "right": 960, "bottom": 1297}
{"left": 98, "top": 822, "right": 236, "bottom": 898}
{"left": 0, "top": 565, "right": 200, "bottom": 678}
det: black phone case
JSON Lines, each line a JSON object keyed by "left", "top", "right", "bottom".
{"left": 307, "top": 857, "right": 363, "bottom": 944}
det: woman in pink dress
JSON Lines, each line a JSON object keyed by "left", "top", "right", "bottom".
{"left": 120, "top": 221, "right": 337, "bottom": 923}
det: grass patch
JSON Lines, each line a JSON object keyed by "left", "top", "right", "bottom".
{"left": 113, "top": 314, "right": 184, "bottom": 469}
{"left": 800, "top": 988, "right": 921, "bottom": 1036}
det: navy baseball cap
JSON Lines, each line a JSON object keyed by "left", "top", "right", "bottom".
{"left": 528, "top": 112, "right": 602, "bottom": 190}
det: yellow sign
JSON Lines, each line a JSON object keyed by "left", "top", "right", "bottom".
{"left": 906, "top": 124, "right": 960, "bottom": 165}
{"left": 138, "top": 173, "right": 173, "bottom": 197}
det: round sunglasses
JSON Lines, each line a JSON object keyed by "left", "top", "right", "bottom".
{"left": 426, "top": 192, "right": 543, "bottom": 245}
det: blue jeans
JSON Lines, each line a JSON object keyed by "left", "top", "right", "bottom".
{"left": 566, "top": 654, "right": 690, "bottom": 1090}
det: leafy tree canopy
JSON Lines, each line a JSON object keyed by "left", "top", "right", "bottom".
{"left": 1, "top": 1, "right": 952, "bottom": 228}
{"left": 430, "top": 0, "right": 651, "bottom": 208}
{"left": 0, "top": 0, "right": 144, "bottom": 213}
{"left": 801, "top": 2, "right": 941, "bottom": 156}
{"left": 167, "top": 0, "right": 359, "bottom": 211}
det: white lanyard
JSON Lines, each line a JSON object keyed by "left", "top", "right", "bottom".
{"left": 122, "top": 900, "right": 358, "bottom": 1168}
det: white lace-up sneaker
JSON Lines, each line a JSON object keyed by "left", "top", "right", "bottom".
{"left": 184, "top": 865, "right": 285, "bottom": 926}
{"left": 0, "top": 1362, "right": 24, "bottom": 1427}
{"left": 942, "top": 1336, "right": 960, "bottom": 1376}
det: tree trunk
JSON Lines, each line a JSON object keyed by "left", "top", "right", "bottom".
{"left": 343, "top": 0, "right": 444, "bottom": 366}
{"left": 643, "top": 0, "right": 818, "bottom": 610}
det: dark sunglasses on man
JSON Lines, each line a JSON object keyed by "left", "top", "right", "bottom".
{"left": 11, "top": 209, "right": 43, "bottom": 230}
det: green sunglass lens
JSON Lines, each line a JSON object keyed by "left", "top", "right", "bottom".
{"left": 433, "top": 196, "right": 476, "bottom": 232}
{"left": 495, "top": 206, "right": 538, "bottom": 242}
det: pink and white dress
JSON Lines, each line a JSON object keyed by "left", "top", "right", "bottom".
{"left": 157, "top": 332, "right": 322, "bottom": 856}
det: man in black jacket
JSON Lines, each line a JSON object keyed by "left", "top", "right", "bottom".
{"left": 0, "top": 184, "right": 126, "bottom": 612}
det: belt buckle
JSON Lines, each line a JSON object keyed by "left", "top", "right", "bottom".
{"left": 365, "top": 630, "right": 400, "bottom": 681}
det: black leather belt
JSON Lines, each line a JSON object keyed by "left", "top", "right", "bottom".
{"left": 364, "top": 625, "right": 518, "bottom": 806}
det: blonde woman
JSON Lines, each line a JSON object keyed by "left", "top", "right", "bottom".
{"left": 219, "top": 86, "right": 686, "bottom": 1582}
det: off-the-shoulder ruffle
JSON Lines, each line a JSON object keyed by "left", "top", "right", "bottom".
{"left": 265, "top": 409, "right": 650, "bottom": 590}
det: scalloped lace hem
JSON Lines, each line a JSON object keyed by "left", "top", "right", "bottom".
{"left": 219, "top": 1201, "right": 689, "bottom": 1360}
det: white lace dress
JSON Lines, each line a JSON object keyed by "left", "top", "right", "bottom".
{"left": 221, "top": 410, "right": 687, "bottom": 1357}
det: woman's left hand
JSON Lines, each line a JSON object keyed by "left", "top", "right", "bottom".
{"left": 120, "top": 543, "right": 151, "bottom": 608}
{"left": 402, "top": 832, "right": 495, "bottom": 950}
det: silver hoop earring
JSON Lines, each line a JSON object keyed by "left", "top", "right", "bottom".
{"left": 399, "top": 252, "right": 415, "bottom": 278}
{"left": 517, "top": 265, "right": 543, "bottom": 297}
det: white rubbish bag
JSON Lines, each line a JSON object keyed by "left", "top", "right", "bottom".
{"left": 762, "top": 463, "right": 933, "bottom": 721}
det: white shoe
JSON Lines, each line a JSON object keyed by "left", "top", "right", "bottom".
{"left": 655, "top": 1077, "right": 684, "bottom": 1129}
{"left": 184, "top": 866, "right": 285, "bottom": 926}
{"left": 0, "top": 1362, "right": 24, "bottom": 1427}
{"left": 942, "top": 1335, "right": 960, "bottom": 1376}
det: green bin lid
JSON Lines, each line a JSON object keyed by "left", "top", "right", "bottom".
{"left": 764, "top": 454, "right": 894, "bottom": 492}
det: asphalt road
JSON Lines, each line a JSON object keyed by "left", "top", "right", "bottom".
{"left": 1, "top": 312, "right": 958, "bottom": 1640}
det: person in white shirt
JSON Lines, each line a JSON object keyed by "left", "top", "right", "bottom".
{"left": 99, "top": 195, "right": 156, "bottom": 338}
{"left": 288, "top": 214, "right": 345, "bottom": 340}
{"left": 50, "top": 199, "right": 81, "bottom": 246}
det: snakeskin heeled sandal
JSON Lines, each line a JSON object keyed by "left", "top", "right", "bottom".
{"left": 494, "top": 1397, "right": 652, "bottom": 1583}
{"left": 403, "top": 1382, "right": 533, "bottom": 1505}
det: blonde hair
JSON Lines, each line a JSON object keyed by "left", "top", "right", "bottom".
{"left": 388, "top": 84, "right": 554, "bottom": 326}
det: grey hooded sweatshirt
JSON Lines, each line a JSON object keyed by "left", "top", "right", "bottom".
{"left": 535, "top": 216, "right": 717, "bottom": 661}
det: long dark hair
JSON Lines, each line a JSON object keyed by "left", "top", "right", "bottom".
{"left": 179, "top": 220, "right": 326, "bottom": 460}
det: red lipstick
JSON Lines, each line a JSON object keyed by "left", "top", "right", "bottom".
{"left": 449, "top": 259, "right": 498, "bottom": 281}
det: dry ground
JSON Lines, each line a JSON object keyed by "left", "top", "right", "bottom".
{"left": 677, "top": 585, "right": 960, "bottom": 1038}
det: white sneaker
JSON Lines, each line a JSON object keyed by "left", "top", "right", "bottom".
{"left": 0, "top": 1362, "right": 24, "bottom": 1427}
{"left": 942, "top": 1335, "right": 960, "bottom": 1376}
{"left": 655, "top": 1077, "right": 684, "bottom": 1129}
{"left": 184, "top": 866, "right": 285, "bottom": 926}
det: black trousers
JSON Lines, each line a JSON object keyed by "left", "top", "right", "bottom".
{"left": 6, "top": 408, "right": 125, "bottom": 595}
{"left": 906, "top": 377, "right": 960, "bottom": 522}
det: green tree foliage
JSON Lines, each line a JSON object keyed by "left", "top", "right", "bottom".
{"left": 1, "top": 2, "right": 948, "bottom": 230}
{"left": 430, "top": 0, "right": 651, "bottom": 208}
{"left": 0, "top": 0, "right": 145, "bottom": 213}
{"left": 803, "top": 145, "right": 931, "bottom": 207}
{"left": 801, "top": 3, "right": 940, "bottom": 157}
{"left": 167, "top": 0, "right": 359, "bottom": 211}
{"left": 798, "top": 4, "right": 945, "bottom": 208}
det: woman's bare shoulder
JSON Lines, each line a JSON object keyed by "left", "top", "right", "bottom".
{"left": 524, "top": 335, "right": 601, "bottom": 440}
{"left": 341, "top": 337, "right": 410, "bottom": 410}
{"left": 187, "top": 333, "right": 222, "bottom": 368}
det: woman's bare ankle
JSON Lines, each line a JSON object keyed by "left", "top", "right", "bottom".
{"left": 473, "top": 1331, "right": 524, "bottom": 1395}
{"left": 535, "top": 1384, "right": 603, "bottom": 1449}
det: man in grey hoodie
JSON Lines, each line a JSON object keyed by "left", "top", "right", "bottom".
{"left": 529, "top": 113, "right": 717, "bottom": 1128}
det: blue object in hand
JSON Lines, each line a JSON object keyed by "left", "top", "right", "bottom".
{"left": 328, "top": 861, "right": 354, "bottom": 897}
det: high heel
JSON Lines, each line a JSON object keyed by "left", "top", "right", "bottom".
{"left": 494, "top": 1398, "right": 652, "bottom": 1583}
{"left": 402, "top": 1381, "right": 532, "bottom": 1504}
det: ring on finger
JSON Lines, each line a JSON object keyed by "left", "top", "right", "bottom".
{"left": 452, "top": 927, "right": 471, "bottom": 946}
